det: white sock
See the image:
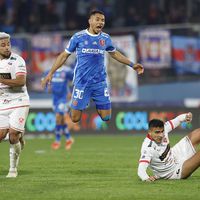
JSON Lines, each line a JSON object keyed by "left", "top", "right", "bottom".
{"left": 9, "top": 142, "right": 21, "bottom": 171}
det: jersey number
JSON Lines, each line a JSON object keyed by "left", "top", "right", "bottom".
{"left": 74, "top": 89, "right": 84, "bottom": 99}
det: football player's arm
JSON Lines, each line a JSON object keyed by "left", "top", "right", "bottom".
{"left": 138, "top": 161, "right": 150, "bottom": 181}
{"left": 165, "top": 112, "right": 192, "bottom": 132}
{"left": 108, "top": 50, "right": 144, "bottom": 75}
{"left": 138, "top": 162, "right": 157, "bottom": 182}
{"left": 0, "top": 74, "right": 26, "bottom": 87}
{"left": 41, "top": 51, "right": 70, "bottom": 88}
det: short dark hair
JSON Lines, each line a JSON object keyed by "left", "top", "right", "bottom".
{"left": 148, "top": 119, "right": 164, "bottom": 129}
{"left": 88, "top": 10, "right": 105, "bottom": 18}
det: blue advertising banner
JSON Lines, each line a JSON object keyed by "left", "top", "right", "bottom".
{"left": 172, "top": 36, "right": 200, "bottom": 74}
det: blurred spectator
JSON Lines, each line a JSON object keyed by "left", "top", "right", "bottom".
{"left": 1, "top": 17, "right": 15, "bottom": 34}
{"left": 0, "top": 0, "right": 200, "bottom": 33}
{"left": 0, "top": 0, "right": 7, "bottom": 25}
{"left": 45, "top": 0, "right": 60, "bottom": 31}
{"left": 125, "top": 6, "right": 143, "bottom": 27}
{"left": 146, "top": 4, "right": 166, "bottom": 25}
{"left": 167, "top": 6, "right": 187, "bottom": 24}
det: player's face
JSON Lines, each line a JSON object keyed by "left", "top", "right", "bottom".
{"left": 149, "top": 127, "right": 164, "bottom": 143}
{"left": 88, "top": 13, "right": 105, "bottom": 34}
{"left": 0, "top": 38, "right": 11, "bottom": 59}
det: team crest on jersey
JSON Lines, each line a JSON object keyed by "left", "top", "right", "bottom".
{"left": 19, "top": 117, "right": 24, "bottom": 124}
{"left": 99, "top": 39, "right": 105, "bottom": 46}
{"left": 72, "top": 100, "right": 78, "bottom": 106}
{"left": 163, "top": 137, "right": 167, "bottom": 143}
{"left": 84, "top": 40, "right": 88, "bottom": 45}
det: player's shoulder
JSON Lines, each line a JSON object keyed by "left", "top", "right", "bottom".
{"left": 141, "top": 137, "right": 155, "bottom": 150}
{"left": 10, "top": 52, "right": 25, "bottom": 65}
{"left": 101, "top": 31, "right": 111, "bottom": 39}
{"left": 74, "top": 29, "right": 87, "bottom": 38}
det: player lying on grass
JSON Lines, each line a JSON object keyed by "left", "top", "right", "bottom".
{"left": 138, "top": 112, "right": 200, "bottom": 182}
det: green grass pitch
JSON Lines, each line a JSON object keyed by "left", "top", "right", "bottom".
{"left": 0, "top": 134, "right": 200, "bottom": 200}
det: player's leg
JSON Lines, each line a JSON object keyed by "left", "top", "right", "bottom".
{"left": 187, "top": 128, "right": 200, "bottom": 148}
{"left": 181, "top": 151, "right": 200, "bottom": 179}
{"left": 96, "top": 107, "right": 112, "bottom": 121}
{"left": 0, "top": 110, "right": 9, "bottom": 141}
{"left": 7, "top": 106, "right": 29, "bottom": 178}
{"left": 62, "top": 114, "right": 74, "bottom": 150}
{"left": 70, "top": 85, "right": 91, "bottom": 123}
{"left": 51, "top": 113, "right": 62, "bottom": 150}
{"left": 19, "top": 131, "right": 25, "bottom": 150}
{"left": 92, "top": 82, "right": 112, "bottom": 121}
{"left": 7, "top": 128, "right": 22, "bottom": 178}
{"left": 181, "top": 128, "right": 200, "bottom": 179}
{"left": 0, "top": 130, "right": 8, "bottom": 141}
{"left": 70, "top": 109, "right": 82, "bottom": 123}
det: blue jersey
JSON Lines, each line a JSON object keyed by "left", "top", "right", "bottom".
{"left": 65, "top": 29, "right": 116, "bottom": 88}
{"left": 50, "top": 66, "right": 73, "bottom": 114}
{"left": 51, "top": 66, "right": 73, "bottom": 99}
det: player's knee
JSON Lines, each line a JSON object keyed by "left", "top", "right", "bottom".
{"left": 189, "top": 128, "right": 200, "bottom": 142}
{"left": 0, "top": 133, "right": 7, "bottom": 142}
{"left": 71, "top": 115, "right": 81, "bottom": 123}
{"left": 70, "top": 109, "right": 82, "bottom": 123}
{"left": 101, "top": 115, "right": 111, "bottom": 121}
{"left": 0, "top": 130, "right": 9, "bottom": 142}
{"left": 9, "top": 132, "right": 20, "bottom": 144}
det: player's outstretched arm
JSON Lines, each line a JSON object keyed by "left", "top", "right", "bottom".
{"left": 109, "top": 50, "right": 144, "bottom": 75}
{"left": 166, "top": 112, "right": 193, "bottom": 132}
{"left": 41, "top": 51, "right": 70, "bottom": 89}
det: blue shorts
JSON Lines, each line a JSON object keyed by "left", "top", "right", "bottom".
{"left": 70, "top": 81, "right": 111, "bottom": 110}
{"left": 53, "top": 96, "right": 69, "bottom": 115}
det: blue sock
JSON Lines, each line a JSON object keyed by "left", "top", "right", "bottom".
{"left": 55, "top": 125, "right": 62, "bottom": 142}
{"left": 62, "top": 124, "right": 71, "bottom": 140}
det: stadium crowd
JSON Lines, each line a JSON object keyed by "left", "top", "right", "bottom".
{"left": 0, "top": 0, "right": 200, "bottom": 33}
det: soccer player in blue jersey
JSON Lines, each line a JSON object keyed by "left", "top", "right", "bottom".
{"left": 46, "top": 65, "right": 74, "bottom": 150}
{"left": 42, "top": 10, "right": 144, "bottom": 123}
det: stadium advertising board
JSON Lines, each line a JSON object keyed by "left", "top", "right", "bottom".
{"left": 25, "top": 107, "right": 198, "bottom": 135}
{"left": 138, "top": 29, "right": 171, "bottom": 69}
{"left": 172, "top": 36, "right": 200, "bottom": 74}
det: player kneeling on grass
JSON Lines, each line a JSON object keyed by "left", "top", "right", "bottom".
{"left": 138, "top": 112, "right": 200, "bottom": 182}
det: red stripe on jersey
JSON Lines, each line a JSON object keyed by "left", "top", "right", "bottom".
{"left": 16, "top": 72, "right": 26, "bottom": 76}
{"left": 169, "top": 120, "right": 174, "bottom": 129}
{"left": 147, "top": 133, "right": 153, "bottom": 140}
{"left": 0, "top": 105, "right": 29, "bottom": 111}
{"left": 139, "top": 160, "right": 150, "bottom": 163}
